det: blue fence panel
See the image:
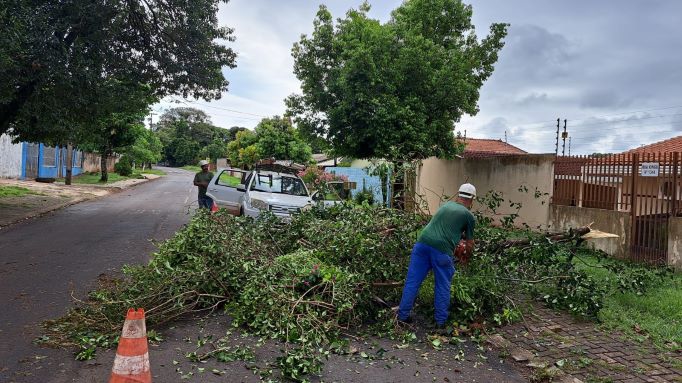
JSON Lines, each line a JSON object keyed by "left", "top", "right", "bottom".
{"left": 326, "top": 167, "right": 391, "bottom": 205}
{"left": 61, "top": 149, "right": 83, "bottom": 176}
{"left": 37, "top": 144, "right": 59, "bottom": 178}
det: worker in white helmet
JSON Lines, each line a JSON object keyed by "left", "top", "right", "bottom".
{"left": 193, "top": 160, "right": 214, "bottom": 209}
{"left": 397, "top": 183, "right": 476, "bottom": 330}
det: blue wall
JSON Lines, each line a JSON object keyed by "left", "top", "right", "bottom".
{"left": 21, "top": 143, "right": 83, "bottom": 179}
{"left": 326, "top": 167, "right": 391, "bottom": 206}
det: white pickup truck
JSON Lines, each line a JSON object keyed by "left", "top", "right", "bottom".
{"left": 206, "top": 168, "right": 313, "bottom": 219}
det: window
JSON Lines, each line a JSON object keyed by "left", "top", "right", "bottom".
{"left": 250, "top": 173, "right": 307, "bottom": 196}
{"left": 43, "top": 146, "right": 56, "bottom": 167}
{"left": 217, "top": 170, "right": 245, "bottom": 187}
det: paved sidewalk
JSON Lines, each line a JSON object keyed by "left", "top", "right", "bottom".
{"left": 491, "top": 304, "right": 682, "bottom": 382}
{"left": 0, "top": 175, "right": 160, "bottom": 228}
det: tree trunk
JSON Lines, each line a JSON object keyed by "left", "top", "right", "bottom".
{"left": 100, "top": 148, "right": 109, "bottom": 183}
{"left": 65, "top": 143, "right": 73, "bottom": 185}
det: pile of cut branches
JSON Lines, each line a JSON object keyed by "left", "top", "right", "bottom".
{"left": 43, "top": 203, "right": 668, "bottom": 381}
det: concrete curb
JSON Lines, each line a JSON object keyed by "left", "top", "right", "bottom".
{"left": 0, "top": 176, "right": 160, "bottom": 229}
{"left": 486, "top": 334, "right": 584, "bottom": 383}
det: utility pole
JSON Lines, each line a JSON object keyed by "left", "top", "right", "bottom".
{"left": 555, "top": 118, "right": 560, "bottom": 157}
{"left": 568, "top": 137, "right": 572, "bottom": 156}
{"left": 561, "top": 119, "right": 568, "bottom": 156}
{"left": 504, "top": 130, "right": 507, "bottom": 143}
{"left": 148, "top": 112, "right": 157, "bottom": 131}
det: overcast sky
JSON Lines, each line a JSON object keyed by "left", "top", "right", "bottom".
{"left": 154, "top": 0, "right": 682, "bottom": 155}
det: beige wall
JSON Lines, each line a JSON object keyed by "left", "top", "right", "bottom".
{"left": 668, "top": 217, "right": 682, "bottom": 270}
{"left": 416, "top": 155, "right": 555, "bottom": 228}
{"left": 216, "top": 158, "right": 229, "bottom": 169}
{"left": 82, "top": 153, "right": 117, "bottom": 173}
{"left": 549, "top": 205, "right": 630, "bottom": 259}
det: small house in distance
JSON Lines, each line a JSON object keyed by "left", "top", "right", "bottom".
{"left": 461, "top": 138, "right": 527, "bottom": 158}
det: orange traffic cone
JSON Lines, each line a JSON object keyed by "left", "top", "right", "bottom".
{"left": 109, "top": 308, "right": 151, "bottom": 383}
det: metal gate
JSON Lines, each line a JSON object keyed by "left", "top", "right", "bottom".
{"left": 629, "top": 152, "right": 678, "bottom": 264}
{"left": 25, "top": 143, "right": 39, "bottom": 178}
{"left": 552, "top": 152, "right": 680, "bottom": 265}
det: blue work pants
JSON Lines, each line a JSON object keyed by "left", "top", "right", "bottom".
{"left": 398, "top": 242, "right": 456, "bottom": 325}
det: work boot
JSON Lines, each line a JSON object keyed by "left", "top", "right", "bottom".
{"left": 432, "top": 323, "right": 451, "bottom": 336}
{"left": 397, "top": 316, "right": 414, "bottom": 325}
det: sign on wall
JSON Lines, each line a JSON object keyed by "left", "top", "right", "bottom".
{"left": 641, "top": 162, "right": 660, "bottom": 177}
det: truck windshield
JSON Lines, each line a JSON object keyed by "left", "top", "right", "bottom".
{"left": 251, "top": 174, "right": 308, "bottom": 196}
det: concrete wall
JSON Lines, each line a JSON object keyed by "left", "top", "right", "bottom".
{"left": 0, "top": 134, "right": 23, "bottom": 178}
{"left": 82, "top": 153, "right": 117, "bottom": 173}
{"left": 667, "top": 217, "right": 682, "bottom": 270}
{"left": 549, "top": 205, "right": 630, "bottom": 259}
{"left": 416, "top": 155, "right": 555, "bottom": 228}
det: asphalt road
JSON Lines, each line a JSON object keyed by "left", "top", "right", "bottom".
{"left": 0, "top": 167, "right": 196, "bottom": 382}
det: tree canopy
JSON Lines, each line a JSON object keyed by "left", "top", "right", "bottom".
{"left": 227, "top": 117, "right": 313, "bottom": 169}
{"left": 286, "top": 0, "right": 508, "bottom": 160}
{"left": 0, "top": 0, "right": 236, "bottom": 139}
{"left": 156, "top": 107, "right": 236, "bottom": 167}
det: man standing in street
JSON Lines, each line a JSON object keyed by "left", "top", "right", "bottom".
{"left": 397, "top": 183, "right": 476, "bottom": 329}
{"left": 193, "top": 160, "right": 214, "bottom": 209}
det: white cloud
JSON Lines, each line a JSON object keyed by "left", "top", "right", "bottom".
{"left": 153, "top": 0, "right": 682, "bottom": 154}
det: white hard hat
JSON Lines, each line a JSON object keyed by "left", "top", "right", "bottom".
{"left": 458, "top": 183, "right": 476, "bottom": 199}
{"left": 198, "top": 160, "right": 209, "bottom": 166}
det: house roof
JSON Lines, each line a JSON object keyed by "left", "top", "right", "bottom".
{"left": 312, "top": 153, "right": 329, "bottom": 163}
{"left": 623, "top": 135, "right": 682, "bottom": 154}
{"left": 461, "top": 138, "right": 527, "bottom": 158}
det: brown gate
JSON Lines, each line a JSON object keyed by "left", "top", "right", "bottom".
{"left": 25, "top": 143, "right": 40, "bottom": 178}
{"left": 552, "top": 152, "right": 681, "bottom": 265}
{"left": 629, "top": 153, "right": 678, "bottom": 264}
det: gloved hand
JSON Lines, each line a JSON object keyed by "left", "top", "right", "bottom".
{"left": 454, "top": 240, "right": 469, "bottom": 265}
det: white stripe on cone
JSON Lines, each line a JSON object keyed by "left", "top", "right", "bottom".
{"left": 121, "top": 319, "right": 147, "bottom": 339}
{"left": 111, "top": 352, "right": 150, "bottom": 375}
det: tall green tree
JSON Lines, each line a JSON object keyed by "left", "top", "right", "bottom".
{"left": 1, "top": 0, "right": 236, "bottom": 138}
{"left": 227, "top": 130, "right": 258, "bottom": 169}
{"left": 254, "top": 117, "right": 313, "bottom": 164}
{"left": 127, "top": 126, "right": 163, "bottom": 170}
{"left": 156, "top": 107, "right": 233, "bottom": 166}
{"left": 226, "top": 117, "right": 313, "bottom": 169}
{"left": 77, "top": 80, "right": 156, "bottom": 181}
{"left": 286, "top": 0, "right": 508, "bottom": 160}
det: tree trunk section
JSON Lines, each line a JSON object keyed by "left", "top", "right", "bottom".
{"left": 65, "top": 143, "right": 73, "bottom": 185}
{"left": 100, "top": 149, "right": 109, "bottom": 183}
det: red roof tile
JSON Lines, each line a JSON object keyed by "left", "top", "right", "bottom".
{"left": 460, "top": 138, "right": 527, "bottom": 158}
{"left": 623, "top": 135, "right": 682, "bottom": 154}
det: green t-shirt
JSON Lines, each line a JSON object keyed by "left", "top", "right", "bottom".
{"left": 418, "top": 201, "right": 475, "bottom": 255}
{"left": 194, "top": 171, "right": 214, "bottom": 198}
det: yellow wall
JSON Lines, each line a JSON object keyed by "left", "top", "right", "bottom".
{"left": 549, "top": 205, "right": 630, "bottom": 259}
{"left": 416, "top": 155, "right": 555, "bottom": 228}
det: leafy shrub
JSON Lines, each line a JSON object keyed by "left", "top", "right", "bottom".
{"left": 353, "top": 189, "right": 374, "bottom": 205}
{"left": 114, "top": 156, "right": 133, "bottom": 176}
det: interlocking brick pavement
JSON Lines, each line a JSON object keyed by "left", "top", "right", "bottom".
{"left": 496, "top": 304, "right": 682, "bottom": 382}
